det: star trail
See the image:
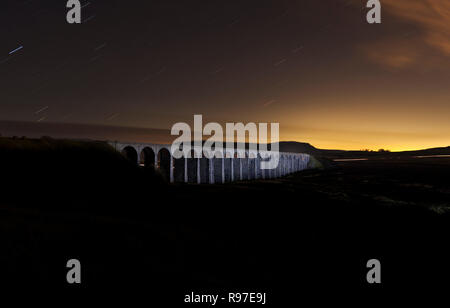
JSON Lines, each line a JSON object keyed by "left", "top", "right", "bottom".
{"left": 0, "top": 0, "right": 449, "bottom": 151}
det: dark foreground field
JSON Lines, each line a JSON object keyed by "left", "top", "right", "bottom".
{"left": 1, "top": 138, "right": 449, "bottom": 303}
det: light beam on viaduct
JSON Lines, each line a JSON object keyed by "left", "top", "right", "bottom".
{"left": 109, "top": 141, "right": 310, "bottom": 184}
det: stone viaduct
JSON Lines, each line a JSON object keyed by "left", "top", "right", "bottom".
{"left": 109, "top": 141, "right": 310, "bottom": 184}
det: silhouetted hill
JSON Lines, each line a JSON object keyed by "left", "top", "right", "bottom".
{"left": 278, "top": 141, "right": 319, "bottom": 154}
{"left": 0, "top": 136, "right": 164, "bottom": 210}
{"left": 313, "top": 146, "right": 450, "bottom": 160}
{"left": 0, "top": 120, "right": 173, "bottom": 144}
{"left": 1, "top": 121, "right": 448, "bottom": 159}
{"left": 399, "top": 146, "right": 450, "bottom": 156}
{"left": 278, "top": 142, "right": 450, "bottom": 158}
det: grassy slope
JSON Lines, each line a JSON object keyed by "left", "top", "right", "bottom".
{"left": 0, "top": 137, "right": 449, "bottom": 300}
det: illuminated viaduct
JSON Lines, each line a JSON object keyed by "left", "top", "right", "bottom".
{"left": 109, "top": 141, "right": 311, "bottom": 184}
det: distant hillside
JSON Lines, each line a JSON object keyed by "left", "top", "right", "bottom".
{"left": 268, "top": 142, "right": 450, "bottom": 158}
{"left": 0, "top": 120, "right": 173, "bottom": 144}
{"left": 278, "top": 141, "right": 320, "bottom": 154}
{"left": 1, "top": 120, "right": 448, "bottom": 159}
{"left": 399, "top": 146, "right": 450, "bottom": 156}
{"left": 282, "top": 143, "right": 450, "bottom": 159}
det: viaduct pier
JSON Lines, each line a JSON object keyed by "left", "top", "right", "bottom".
{"left": 109, "top": 141, "right": 310, "bottom": 184}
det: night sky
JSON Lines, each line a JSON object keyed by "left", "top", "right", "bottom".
{"left": 1, "top": 0, "right": 449, "bottom": 150}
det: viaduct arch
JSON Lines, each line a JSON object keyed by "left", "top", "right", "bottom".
{"left": 110, "top": 141, "right": 311, "bottom": 184}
